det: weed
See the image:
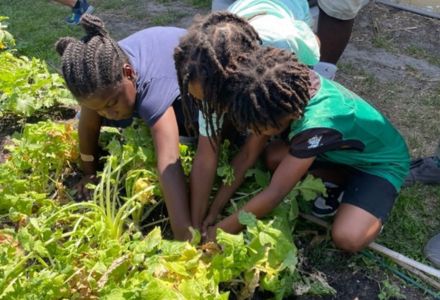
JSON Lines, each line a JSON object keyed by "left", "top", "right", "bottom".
{"left": 372, "top": 34, "right": 394, "bottom": 51}
{"left": 405, "top": 44, "right": 440, "bottom": 67}
{"left": 378, "top": 279, "right": 406, "bottom": 300}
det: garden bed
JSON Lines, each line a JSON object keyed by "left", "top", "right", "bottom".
{"left": 1, "top": 0, "right": 439, "bottom": 299}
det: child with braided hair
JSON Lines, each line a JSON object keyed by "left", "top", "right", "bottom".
{"left": 175, "top": 12, "right": 409, "bottom": 252}
{"left": 56, "top": 14, "right": 196, "bottom": 240}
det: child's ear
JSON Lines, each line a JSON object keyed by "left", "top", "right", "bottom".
{"left": 122, "top": 64, "right": 135, "bottom": 80}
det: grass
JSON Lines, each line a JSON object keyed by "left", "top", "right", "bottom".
{"left": 0, "top": 0, "right": 144, "bottom": 68}
{"left": 150, "top": 9, "right": 188, "bottom": 26}
{"left": 0, "top": 1, "right": 83, "bottom": 68}
{"left": 372, "top": 34, "right": 394, "bottom": 51}
{"left": 379, "top": 185, "right": 440, "bottom": 261}
{"left": 0, "top": 0, "right": 208, "bottom": 68}
{"left": 405, "top": 44, "right": 440, "bottom": 67}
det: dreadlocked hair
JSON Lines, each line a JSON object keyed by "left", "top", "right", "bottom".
{"left": 224, "top": 46, "right": 311, "bottom": 133}
{"left": 174, "top": 12, "right": 262, "bottom": 140}
{"left": 55, "top": 14, "right": 129, "bottom": 99}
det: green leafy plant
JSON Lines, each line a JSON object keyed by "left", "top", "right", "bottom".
{"left": 217, "top": 139, "right": 235, "bottom": 185}
{"left": 378, "top": 279, "right": 406, "bottom": 300}
{"left": 0, "top": 16, "right": 75, "bottom": 117}
{"left": 0, "top": 51, "right": 76, "bottom": 117}
{"left": 0, "top": 17, "right": 15, "bottom": 50}
{"left": 0, "top": 121, "right": 79, "bottom": 214}
{"left": 0, "top": 120, "right": 333, "bottom": 299}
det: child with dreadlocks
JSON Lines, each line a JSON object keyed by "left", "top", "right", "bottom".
{"left": 175, "top": 12, "right": 409, "bottom": 252}
{"left": 56, "top": 14, "right": 196, "bottom": 240}
{"left": 175, "top": 0, "right": 321, "bottom": 233}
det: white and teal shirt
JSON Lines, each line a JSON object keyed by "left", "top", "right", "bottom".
{"left": 200, "top": 0, "right": 320, "bottom": 137}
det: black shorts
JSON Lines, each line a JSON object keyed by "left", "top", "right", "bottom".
{"left": 311, "top": 161, "right": 398, "bottom": 223}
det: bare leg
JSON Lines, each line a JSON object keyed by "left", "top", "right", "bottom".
{"left": 316, "top": 7, "right": 355, "bottom": 64}
{"left": 332, "top": 203, "right": 382, "bottom": 252}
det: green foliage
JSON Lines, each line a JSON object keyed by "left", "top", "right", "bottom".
{"left": 0, "top": 121, "right": 78, "bottom": 214}
{"left": 378, "top": 185, "right": 440, "bottom": 262}
{"left": 0, "top": 17, "right": 15, "bottom": 50}
{"left": 0, "top": 120, "right": 333, "bottom": 299}
{"left": 0, "top": 51, "right": 76, "bottom": 117}
{"left": 0, "top": 15, "right": 75, "bottom": 117}
{"left": 186, "top": 0, "right": 211, "bottom": 8}
{"left": 217, "top": 140, "right": 235, "bottom": 185}
{"left": 378, "top": 279, "right": 406, "bottom": 300}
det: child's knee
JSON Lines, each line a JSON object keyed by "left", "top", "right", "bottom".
{"left": 264, "top": 152, "right": 281, "bottom": 172}
{"left": 264, "top": 140, "right": 289, "bottom": 172}
{"left": 331, "top": 226, "right": 367, "bottom": 253}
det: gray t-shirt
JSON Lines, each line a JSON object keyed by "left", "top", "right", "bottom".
{"left": 118, "top": 27, "right": 186, "bottom": 126}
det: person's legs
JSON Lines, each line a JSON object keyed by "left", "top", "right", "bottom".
{"left": 331, "top": 169, "right": 397, "bottom": 252}
{"left": 314, "top": 0, "right": 369, "bottom": 79}
{"left": 264, "top": 149, "right": 394, "bottom": 251}
{"left": 316, "top": 9, "right": 354, "bottom": 64}
{"left": 332, "top": 203, "right": 382, "bottom": 252}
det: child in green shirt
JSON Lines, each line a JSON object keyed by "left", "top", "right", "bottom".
{"left": 184, "top": 0, "right": 321, "bottom": 231}
{"left": 174, "top": 12, "right": 409, "bottom": 252}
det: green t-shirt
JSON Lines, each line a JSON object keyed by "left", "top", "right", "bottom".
{"left": 289, "top": 75, "right": 410, "bottom": 191}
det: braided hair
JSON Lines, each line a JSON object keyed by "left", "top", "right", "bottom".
{"left": 55, "top": 14, "right": 129, "bottom": 100}
{"left": 174, "top": 12, "right": 311, "bottom": 138}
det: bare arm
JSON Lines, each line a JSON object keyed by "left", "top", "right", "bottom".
{"left": 203, "top": 133, "right": 269, "bottom": 229}
{"left": 215, "top": 155, "right": 316, "bottom": 235}
{"left": 190, "top": 135, "right": 219, "bottom": 230}
{"left": 75, "top": 106, "right": 103, "bottom": 199}
{"left": 150, "top": 107, "right": 191, "bottom": 240}
{"left": 78, "top": 106, "right": 102, "bottom": 175}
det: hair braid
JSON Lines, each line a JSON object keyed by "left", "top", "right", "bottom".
{"left": 55, "top": 14, "right": 129, "bottom": 100}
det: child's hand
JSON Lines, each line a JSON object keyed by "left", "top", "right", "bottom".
{"left": 202, "top": 211, "right": 218, "bottom": 234}
{"left": 74, "top": 174, "right": 97, "bottom": 201}
{"left": 203, "top": 225, "right": 217, "bottom": 243}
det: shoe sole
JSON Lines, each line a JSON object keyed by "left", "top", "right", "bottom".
{"left": 66, "top": 6, "right": 95, "bottom": 25}
{"left": 311, "top": 210, "right": 337, "bottom": 218}
{"left": 84, "top": 5, "right": 95, "bottom": 15}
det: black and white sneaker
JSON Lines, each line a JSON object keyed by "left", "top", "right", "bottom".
{"left": 312, "top": 182, "right": 344, "bottom": 217}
